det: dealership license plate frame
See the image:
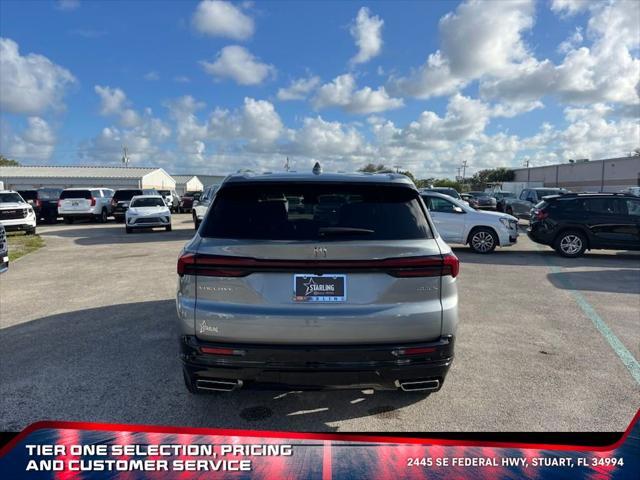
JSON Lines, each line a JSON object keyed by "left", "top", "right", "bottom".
{"left": 293, "top": 274, "right": 347, "bottom": 302}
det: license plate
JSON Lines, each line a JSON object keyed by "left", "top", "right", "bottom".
{"left": 293, "top": 274, "right": 346, "bottom": 302}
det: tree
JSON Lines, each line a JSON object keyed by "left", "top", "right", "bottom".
{"left": 358, "top": 163, "right": 417, "bottom": 184}
{"left": 0, "top": 155, "right": 20, "bottom": 167}
{"left": 469, "top": 167, "right": 515, "bottom": 189}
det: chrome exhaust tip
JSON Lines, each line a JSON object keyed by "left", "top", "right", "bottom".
{"left": 397, "top": 379, "right": 440, "bottom": 392}
{"left": 196, "top": 379, "right": 243, "bottom": 392}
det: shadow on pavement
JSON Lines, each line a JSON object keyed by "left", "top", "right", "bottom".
{"left": 40, "top": 223, "right": 196, "bottom": 245}
{"left": 0, "top": 301, "right": 428, "bottom": 432}
{"left": 547, "top": 269, "right": 640, "bottom": 294}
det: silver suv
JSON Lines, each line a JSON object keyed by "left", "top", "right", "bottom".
{"left": 176, "top": 172, "right": 459, "bottom": 394}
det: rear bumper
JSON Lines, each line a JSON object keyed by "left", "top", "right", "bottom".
{"left": 0, "top": 254, "right": 8, "bottom": 273}
{"left": 180, "top": 335, "right": 454, "bottom": 391}
{"left": 527, "top": 225, "right": 555, "bottom": 246}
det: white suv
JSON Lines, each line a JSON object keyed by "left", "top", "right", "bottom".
{"left": 421, "top": 191, "right": 519, "bottom": 253}
{"left": 0, "top": 190, "right": 37, "bottom": 235}
{"left": 58, "top": 188, "right": 114, "bottom": 223}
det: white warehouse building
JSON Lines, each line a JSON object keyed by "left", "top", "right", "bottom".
{"left": 0, "top": 166, "right": 176, "bottom": 191}
{"left": 171, "top": 175, "right": 204, "bottom": 196}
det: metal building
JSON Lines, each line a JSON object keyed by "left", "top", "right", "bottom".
{"left": 512, "top": 156, "right": 640, "bottom": 192}
{"left": 171, "top": 175, "right": 204, "bottom": 196}
{"left": 0, "top": 166, "right": 176, "bottom": 191}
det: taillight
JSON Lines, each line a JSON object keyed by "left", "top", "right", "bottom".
{"left": 57, "top": 199, "right": 62, "bottom": 208}
{"left": 534, "top": 209, "right": 548, "bottom": 220}
{"left": 111, "top": 199, "right": 117, "bottom": 206}
{"left": 90, "top": 197, "right": 96, "bottom": 206}
{"left": 200, "top": 346, "right": 245, "bottom": 356}
{"left": 177, "top": 253, "right": 460, "bottom": 278}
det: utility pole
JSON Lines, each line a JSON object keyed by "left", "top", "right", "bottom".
{"left": 524, "top": 159, "right": 531, "bottom": 186}
{"left": 121, "top": 146, "right": 129, "bottom": 168}
{"left": 461, "top": 160, "right": 468, "bottom": 185}
{"left": 284, "top": 157, "right": 290, "bottom": 172}
{"left": 394, "top": 164, "right": 401, "bottom": 173}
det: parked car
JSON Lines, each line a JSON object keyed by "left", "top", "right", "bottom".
{"left": 466, "top": 191, "right": 497, "bottom": 210}
{"left": 622, "top": 187, "right": 640, "bottom": 197}
{"left": 178, "top": 191, "right": 201, "bottom": 213}
{"left": 0, "top": 190, "right": 37, "bottom": 234}
{"left": 192, "top": 184, "right": 219, "bottom": 229}
{"left": 460, "top": 193, "right": 479, "bottom": 209}
{"left": 158, "top": 189, "right": 180, "bottom": 213}
{"left": 528, "top": 193, "right": 640, "bottom": 257}
{"left": 491, "top": 191, "right": 516, "bottom": 212}
{"left": 177, "top": 171, "right": 459, "bottom": 394}
{"left": 58, "top": 188, "right": 114, "bottom": 223}
{"left": 125, "top": 195, "right": 172, "bottom": 233}
{"left": 111, "top": 188, "right": 159, "bottom": 222}
{"left": 18, "top": 188, "right": 63, "bottom": 223}
{"left": 421, "top": 187, "right": 462, "bottom": 200}
{"left": 503, "top": 187, "right": 567, "bottom": 218}
{"left": 421, "top": 191, "right": 519, "bottom": 253}
{"left": 0, "top": 224, "right": 8, "bottom": 273}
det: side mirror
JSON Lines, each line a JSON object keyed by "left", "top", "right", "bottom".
{"left": 453, "top": 206, "right": 464, "bottom": 213}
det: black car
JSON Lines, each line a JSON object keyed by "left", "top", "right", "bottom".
{"left": 528, "top": 193, "right": 640, "bottom": 257}
{"left": 466, "top": 191, "right": 497, "bottom": 210}
{"left": 18, "top": 188, "right": 63, "bottom": 223}
{"left": 111, "top": 188, "right": 159, "bottom": 222}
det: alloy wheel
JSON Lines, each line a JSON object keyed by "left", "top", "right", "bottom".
{"left": 472, "top": 231, "right": 495, "bottom": 253}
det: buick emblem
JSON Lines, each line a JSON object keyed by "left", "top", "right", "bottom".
{"left": 314, "top": 247, "right": 327, "bottom": 258}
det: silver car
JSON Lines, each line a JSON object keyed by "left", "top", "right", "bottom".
{"left": 176, "top": 171, "right": 459, "bottom": 393}
{"left": 0, "top": 224, "right": 8, "bottom": 273}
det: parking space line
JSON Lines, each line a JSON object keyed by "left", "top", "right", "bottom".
{"left": 546, "top": 261, "right": 640, "bottom": 385}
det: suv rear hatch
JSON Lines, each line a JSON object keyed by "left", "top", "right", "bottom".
{"left": 59, "top": 190, "right": 93, "bottom": 212}
{"left": 180, "top": 181, "right": 456, "bottom": 345}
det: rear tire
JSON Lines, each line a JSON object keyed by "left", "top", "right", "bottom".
{"left": 64, "top": 217, "right": 73, "bottom": 224}
{"left": 468, "top": 227, "right": 498, "bottom": 254}
{"left": 99, "top": 209, "right": 108, "bottom": 223}
{"left": 165, "top": 224, "right": 172, "bottom": 232}
{"left": 26, "top": 227, "right": 36, "bottom": 235}
{"left": 554, "top": 230, "right": 587, "bottom": 258}
{"left": 125, "top": 226, "right": 133, "bottom": 234}
{"left": 193, "top": 214, "right": 200, "bottom": 230}
{"left": 506, "top": 206, "right": 514, "bottom": 216}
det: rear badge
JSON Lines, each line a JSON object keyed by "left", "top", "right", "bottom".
{"left": 199, "top": 321, "right": 219, "bottom": 335}
{"left": 293, "top": 274, "right": 347, "bottom": 302}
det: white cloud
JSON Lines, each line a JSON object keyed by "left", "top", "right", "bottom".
{"left": 557, "top": 27, "right": 583, "bottom": 54}
{"left": 550, "top": 0, "right": 592, "bottom": 16}
{"left": 192, "top": 0, "right": 254, "bottom": 40}
{"left": 480, "top": 0, "right": 640, "bottom": 106}
{"left": 94, "top": 85, "right": 127, "bottom": 116}
{"left": 0, "top": 38, "right": 75, "bottom": 115}
{"left": 56, "top": 0, "right": 80, "bottom": 11}
{"left": 208, "top": 97, "right": 284, "bottom": 147}
{"left": 0, "top": 117, "right": 56, "bottom": 161}
{"left": 313, "top": 74, "right": 403, "bottom": 114}
{"left": 389, "top": 0, "right": 536, "bottom": 99}
{"left": 200, "top": 45, "right": 275, "bottom": 85}
{"left": 349, "top": 7, "right": 384, "bottom": 65}
{"left": 143, "top": 71, "right": 159, "bottom": 81}
{"left": 173, "top": 75, "right": 190, "bottom": 83}
{"left": 277, "top": 76, "right": 321, "bottom": 101}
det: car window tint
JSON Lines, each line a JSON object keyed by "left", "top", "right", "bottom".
{"left": 519, "top": 190, "right": 528, "bottom": 200}
{"left": 91, "top": 190, "right": 102, "bottom": 197}
{"left": 623, "top": 199, "right": 640, "bottom": 216}
{"left": 202, "top": 183, "right": 433, "bottom": 241}
{"left": 584, "top": 198, "right": 616, "bottom": 214}
{"left": 428, "top": 197, "right": 457, "bottom": 213}
{"left": 60, "top": 190, "right": 91, "bottom": 199}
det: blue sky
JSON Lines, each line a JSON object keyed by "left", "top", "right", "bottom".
{"left": 0, "top": 0, "right": 638, "bottom": 178}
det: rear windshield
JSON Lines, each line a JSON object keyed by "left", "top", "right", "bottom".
{"left": 201, "top": 183, "right": 433, "bottom": 241}
{"left": 537, "top": 189, "right": 564, "bottom": 198}
{"left": 130, "top": 197, "right": 165, "bottom": 207}
{"left": 18, "top": 191, "right": 38, "bottom": 201}
{"left": 60, "top": 190, "right": 91, "bottom": 199}
{"left": 113, "top": 190, "right": 142, "bottom": 201}
{"left": 38, "top": 188, "right": 62, "bottom": 200}
{"left": 0, "top": 192, "right": 25, "bottom": 203}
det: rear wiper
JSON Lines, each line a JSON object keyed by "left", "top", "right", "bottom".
{"left": 318, "top": 227, "right": 375, "bottom": 236}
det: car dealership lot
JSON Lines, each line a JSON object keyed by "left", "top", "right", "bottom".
{"left": 1, "top": 215, "right": 638, "bottom": 432}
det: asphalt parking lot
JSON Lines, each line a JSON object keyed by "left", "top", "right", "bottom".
{"left": 1, "top": 215, "right": 639, "bottom": 432}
